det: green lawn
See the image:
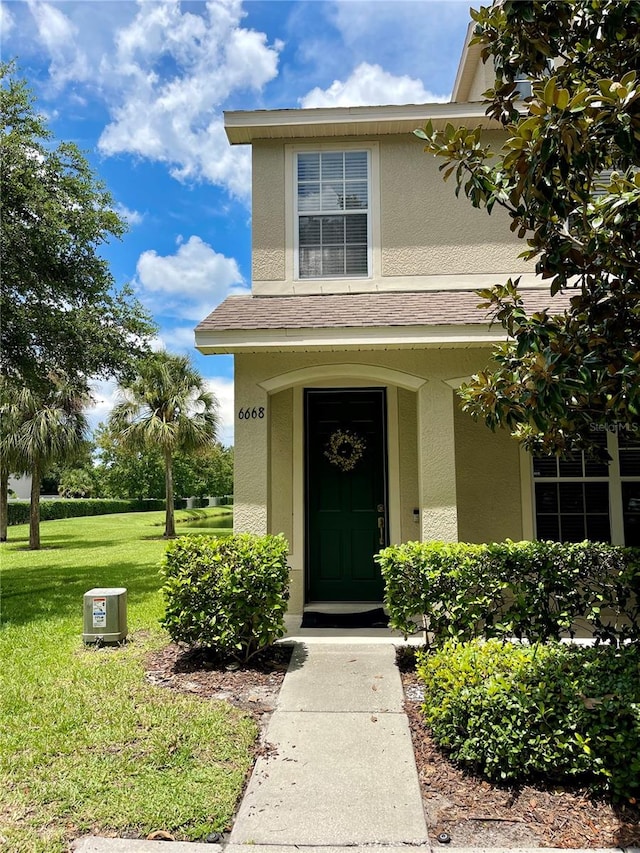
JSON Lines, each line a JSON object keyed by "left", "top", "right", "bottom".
{"left": 0, "top": 508, "right": 255, "bottom": 852}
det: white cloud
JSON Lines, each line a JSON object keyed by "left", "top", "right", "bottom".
{"left": 18, "top": 0, "right": 280, "bottom": 202}
{"left": 96, "top": 0, "right": 281, "bottom": 201}
{"left": 206, "top": 375, "right": 235, "bottom": 447}
{"left": 114, "top": 202, "right": 144, "bottom": 227}
{"left": 160, "top": 325, "right": 197, "bottom": 353}
{"left": 135, "top": 235, "right": 246, "bottom": 323}
{"left": 88, "top": 378, "right": 120, "bottom": 431}
{"left": 329, "top": 1, "right": 468, "bottom": 92}
{"left": 0, "top": 2, "right": 15, "bottom": 36}
{"left": 301, "top": 61, "right": 448, "bottom": 108}
{"left": 27, "top": 0, "right": 90, "bottom": 86}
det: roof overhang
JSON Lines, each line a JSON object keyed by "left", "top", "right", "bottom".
{"left": 451, "top": 22, "right": 485, "bottom": 103}
{"left": 224, "top": 101, "right": 499, "bottom": 145}
{"left": 195, "top": 323, "right": 506, "bottom": 355}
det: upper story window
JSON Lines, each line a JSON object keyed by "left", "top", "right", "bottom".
{"left": 295, "top": 150, "right": 370, "bottom": 279}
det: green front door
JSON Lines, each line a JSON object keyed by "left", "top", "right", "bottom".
{"left": 305, "top": 389, "right": 387, "bottom": 601}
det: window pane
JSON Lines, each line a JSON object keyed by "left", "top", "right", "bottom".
{"left": 533, "top": 456, "right": 557, "bottom": 478}
{"left": 536, "top": 515, "right": 560, "bottom": 541}
{"left": 299, "top": 247, "right": 322, "bottom": 278}
{"left": 585, "top": 482, "right": 609, "bottom": 513}
{"left": 560, "top": 515, "right": 586, "bottom": 542}
{"left": 619, "top": 431, "right": 640, "bottom": 476}
{"left": 297, "top": 151, "right": 369, "bottom": 280}
{"left": 559, "top": 483, "right": 584, "bottom": 514}
{"left": 299, "top": 216, "right": 321, "bottom": 246}
{"left": 322, "top": 246, "right": 344, "bottom": 276}
{"left": 345, "top": 181, "right": 368, "bottom": 209}
{"left": 345, "top": 151, "right": 367, "bottom": 179}
{"left": 321, "top": 152, "right": 344, "bottom": 181}
{"left": 322, "top": 182, "right": 344, "bottom": 211}
{"left": 345, "top": 245, "right": 368, "bottom": 275}
{"left": 298, "top": 183, "right": 320, "bottom": 211}
{"left": 584, "top": 431, "right": 609, "bottom": 476}
{"left": 536, "top": 483, "right": 558, "bottom": 514}
{"left": 298, "top": 153, "right": 319, "bottom": 181}
{"left": 584, "top": 458, "right": 609, "bottom": 477}
{"left": 558, "top": 457, "right": 583, "bottom": 477}
{"left": 586, "top": 515, "right": 611, "bottom": 543}
{"left": 622, "top": 483, "right": 640, "bottom": 546}
{"left": 346, "top": 214, "right": 368, "bottom": 243}
{"left": 321, "top": 216, "right": 345, "bottom": 245}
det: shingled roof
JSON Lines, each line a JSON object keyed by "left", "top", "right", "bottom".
{"left": 196, "top": 289, "right": 570, "bottom": 332}
{"left": 194, "top": 289, "right": 575, "bottom": 354}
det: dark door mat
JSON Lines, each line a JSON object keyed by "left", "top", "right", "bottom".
{"left": 300, "top": 607, "right": 389, "bottom": 629}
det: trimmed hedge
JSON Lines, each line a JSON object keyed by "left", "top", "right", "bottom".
{"left": 7, "top": 497, "right": 189, "bottom": 525}
{"left": 418, "top": 639, "right": 640, "bottom": 798}
{"left": 161, "top": 533, "right": 290, "bottom": 662}
{"left": 376, "top": 540, "right": 640, "bottom": 646}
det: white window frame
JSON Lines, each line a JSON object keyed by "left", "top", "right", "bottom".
{"left": 531, "top": 430, "right": 640, "bottom": 546}
{"left": 285, "top": 142, "right": 380, "bottom": 285}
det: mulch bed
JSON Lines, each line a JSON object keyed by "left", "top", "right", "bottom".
{"left": 398, "top": 648, "right": 640, "bottom": 849}
{"left": 144, "top": 641, "right": 640, "bottom": 848}
{"left": 145, "top": 641, "right": 293, "bottom": 725}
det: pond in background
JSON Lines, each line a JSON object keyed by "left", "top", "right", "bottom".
{"left": 182, "top": 514, "right": 233, "bottom": 529}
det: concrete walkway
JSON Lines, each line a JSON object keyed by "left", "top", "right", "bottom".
{"left": 229, "top": 642, "right": 428, "bottom": 846}
{"left": 72, "top": 636, "right": 640, "bottom": 853}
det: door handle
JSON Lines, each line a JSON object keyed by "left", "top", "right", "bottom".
{"left": 377, "top": 515, "right": 385, "bottom": 545}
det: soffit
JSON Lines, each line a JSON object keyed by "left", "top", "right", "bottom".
{"left": 224, "top": 102, "right": 498, "bottom": 144}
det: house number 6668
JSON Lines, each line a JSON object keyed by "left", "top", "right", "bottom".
{"left": 237, "top": 407, "right": 265, "bottom": 420}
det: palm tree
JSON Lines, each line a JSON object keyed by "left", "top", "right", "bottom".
{"left": 109, "top": 352, "right": 219, "bottom": 538}
{"left": 13, "top": 376, "right": 90, "bottom": 549}
{"left": 0, "top": 378, "right": 26, "bottom": 542}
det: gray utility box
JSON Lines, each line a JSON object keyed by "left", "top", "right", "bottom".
{"left": 83, "top": 587, "right": 128, "bottom": 644}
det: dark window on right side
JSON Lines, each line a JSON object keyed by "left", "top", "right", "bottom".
{"left": 533, "top": 429, "right": 640, "bottom": 545}
{"left": 620, "top": 430, "right": 640, "bottom": 546}
{"left": 533, "top": 431, "right": 610, "bottom": 543}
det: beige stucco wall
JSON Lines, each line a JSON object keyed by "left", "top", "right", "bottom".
{"left": 250, "top": 129, "right": 530, "bottom": 295}
{"left": 454, "top": 402, "right": 523, "bottom": 542}
{"left": 234, "top": 347, "right": 527, "bottom": 613}
{"left": 252, "top": 143, "right": 286, "bottom": 282}
{"left": 379, "top": 131, "right": 528, "bottom": 278}
{"left": 468, "top": 56, "right": 495, "bottom": 102}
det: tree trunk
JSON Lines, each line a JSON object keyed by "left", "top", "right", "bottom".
{"left": 0, "top": 466, "right": 8, "bottom": 542}
{"left": 29, "top": 462, "right": 41, "bottom": 550}
{"left": 164, "top": 450, "right": 175, "bottom": 538}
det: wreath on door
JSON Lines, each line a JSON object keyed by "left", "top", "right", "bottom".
{"left": 324, "top": 429, "right": 367, "bottom": 472}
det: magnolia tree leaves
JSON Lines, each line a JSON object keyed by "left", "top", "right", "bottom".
{"left": 416, "top": 0, "right": 640, "bottom": 455}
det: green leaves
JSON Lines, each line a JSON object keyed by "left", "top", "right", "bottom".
{"left": 378, "top": 539, "right": 640, "bottom": 647}
{"left": 0, "top": 62, "right": 156, "bottom": 390}
{"left": 160, "top": 534, "right": 290, "bottom": 663}
{"left": 416, "top": 2, "right": 640, "bottom": 450}
{"left": 418, "top": 639, "right": 640, "bottom": 798}
{"left": 109, "top": 353, "right": 220, "bottom": 536}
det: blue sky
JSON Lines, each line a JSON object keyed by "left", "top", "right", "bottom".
{"left": 2, "top": 0, "right": 473, "bottom": 444}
